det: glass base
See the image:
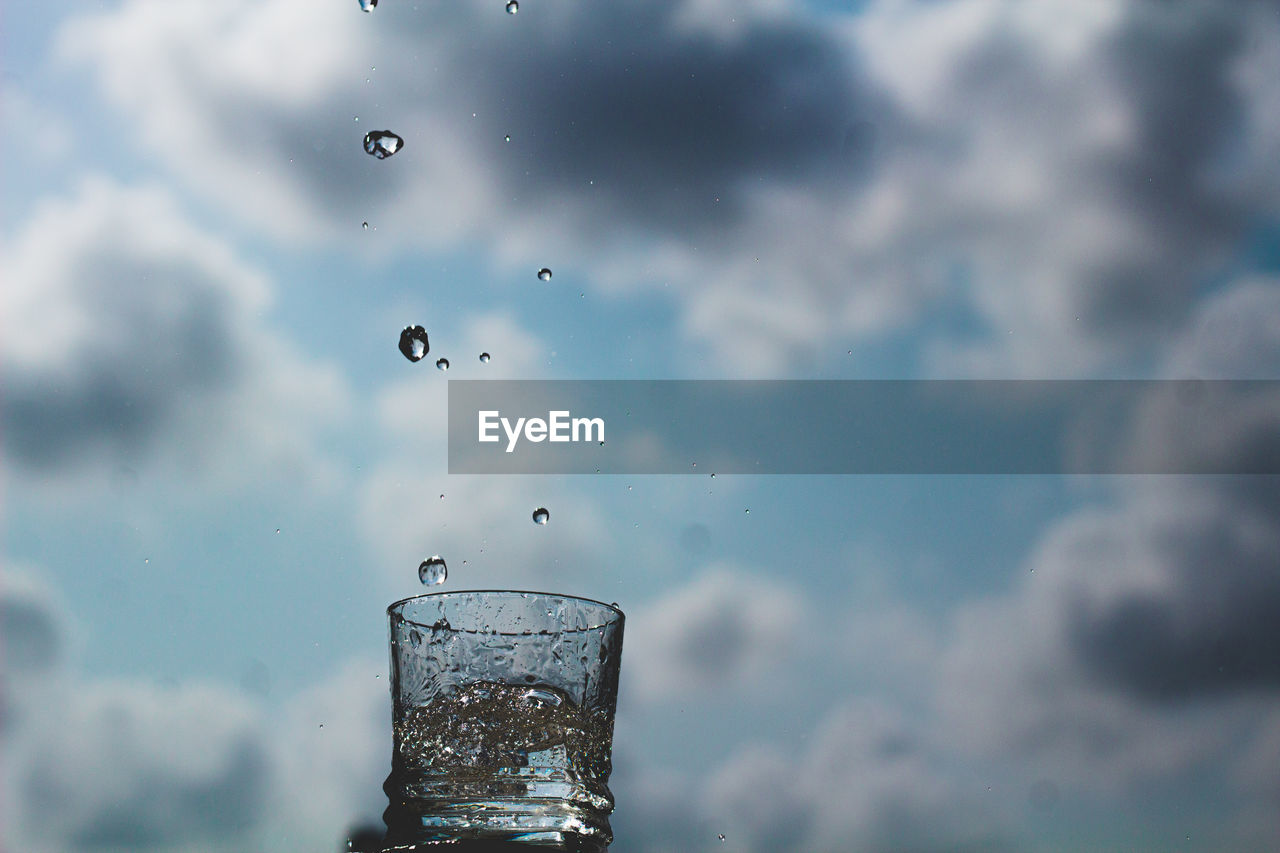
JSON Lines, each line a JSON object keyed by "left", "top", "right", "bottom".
{"left": 383, "top": 798, "right": 610, "bottom": 852}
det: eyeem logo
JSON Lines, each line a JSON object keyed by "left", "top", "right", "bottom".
{"left": 478, "top": 410, "right": 605, "bottom": 453}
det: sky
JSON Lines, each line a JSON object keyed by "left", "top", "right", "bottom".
{"left": 4, "top": 0, "right": 1280, "bottom": 851}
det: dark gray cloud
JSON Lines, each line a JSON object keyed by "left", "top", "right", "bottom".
{"left": 1, "top": 179, "right": 348, "bottom": 486}
{"left": 1063, "top": 499, "right": 1280, "bottom": 700}
{"left": 0, "top": 585, "right": 63, "bottom": 675}
{"left": 58, "top": 0, "right": 1280, "bottom": 372}
{"left": 937, "top": 279, "right": 1280, "bottom": 839}
{"left": 4, "top": 249, "right": 241, "bottom": 470}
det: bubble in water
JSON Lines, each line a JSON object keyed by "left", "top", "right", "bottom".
{"left": 436, "top": 357, "right": 450, "bottom": 371}
{"left": 363, "top": 130, "right": 404, "bottom": 159}
{"left": 532, "top": 507, "right": 550, "bottom": 525}
{"left": 399, "top": 325, "right": 429, "bottom": 362}
{"left": 479, "top": 352, "right": 491, "bottom": 363}
{"left": 537, "top": 267, "right": 553, "bottom": 281}
{"left": 418, "top": 556, "right": 447, "bottom": 585}
{"left": 506, "top": 0, "right": 518, "bottom": 13}
{"left": 358, "top": 0, "right": 376, "bottom": 10}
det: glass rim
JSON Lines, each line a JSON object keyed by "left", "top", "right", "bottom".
{"left": 388, "top": 588, "right": 625, "bottom": 634}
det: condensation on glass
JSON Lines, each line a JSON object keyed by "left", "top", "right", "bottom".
{"left": 384, "top": 591, "right": 624, "bottom": 852}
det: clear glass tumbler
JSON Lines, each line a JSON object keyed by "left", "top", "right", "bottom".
{"left": 383, "top": 591, "right": 625, "bottom": 852}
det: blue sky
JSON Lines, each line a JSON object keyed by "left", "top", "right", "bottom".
{"left": 5, "top": 1, "right": 1280, "bottom": 851}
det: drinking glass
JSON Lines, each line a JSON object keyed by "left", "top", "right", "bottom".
{"left": 383, "top": 591, "right": 624, "bottom": 852}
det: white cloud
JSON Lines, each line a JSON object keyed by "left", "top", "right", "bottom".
{"left": 9, "top": 678, "right": 268, "bottom": 853}
{"left": 933, "top": 292, "right": 1280, "bottom": 840}
{"left": 57, "top": 0, "right": 1280, "bottom": 375}
{"left": 701, "top": 697, "right": 1011, "bottom": 853}
{"left": 1, "top": 177, "right": 351, "bottom": 495}
{"left": 623, "top": 566, "right": 805, "bottom": 700}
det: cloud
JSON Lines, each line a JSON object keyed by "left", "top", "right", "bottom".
{"left": 701, "top": 698, "right": 1012, "bottom": 853}
{"left": 0, "top": 563, "right": 395, "bottom": 853}
{"left": 934, "top": 278, "right": 1280, "bottom": 842}
{"left": 262, "top": 658, "right": 391, "bottom": 853}
{"left": 11, "top": 680, "right": 268, "bottom": 853}
{"left": 622, "top": 566, "right": 805, "bottom": 700}
{"left": 1, "top": 177, "right": 350, "bottom": 493}
{"left": 58, "top": 0, "right": 1280, "bottom": 374}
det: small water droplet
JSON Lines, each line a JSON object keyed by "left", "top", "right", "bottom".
{"left": 436, "top": 357, "right": 450, "bottom": 371}
{"left": 144, "top": 558, "right": 149, "bottom": 564}
{"left": 537, "top": 267, "right": 553, "bottom": 281}
{"left": 504, "top": 134, "right": 511, "bottom": 142}
{"left": 744, "top": 508, "right": 750, "bottom": 514}
{"left": 418, "top": 555, "right": 447, "bottom": 585}
{"left": 363, "top": 129, "right": 404, "bottom": 159}
{"left": 532, "top": 507, "right": 550, "bottom": 525}
{"left": 358, "top": 0, "right": 376, "bottom": 11}
{"left": 319, "top": 723, "right": 325, "bottom": 729}
{"left": 399, "top": 326, "right": 429, "bottom": 362}
{"left": 717, "top": 834, "right": 726, "bottom": 842}
{"left": 506, "top": 0, "right": 518, "bottom": 13}
{"left": 610, "top": 601, "right": 619, "bottom": 608}
{"left": 479, "top": 352, "right": 491, "bottom": 363}
{"left": 710, "top": 473, "right": 716, "bottom": 478}
{"left": 275, "top": 528, "right": 281, "bottom": 534}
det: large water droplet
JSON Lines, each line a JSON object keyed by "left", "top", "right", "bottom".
{"left": 436, "top": 357, "right": 450, "bottom": 371}
{"left": 532, "top": 507, "right": 550, "bottom": 525}
{"left": 418, "top": 556, "right": 447, "bottom": 585}
{"left": 399, "top": 325, "right": 429, "bottom": 362}
{"left": 479, "top": 352, "right": 491, "bottom": 363}
{"left": 506, "top": 0, "right": 519, "bottom": 13}
{"left": 537, "top": 267, "right": 553, "bottom": 281}
{"left": 359, "top": 0, "right": 377, "bottom": 11}
{"left": 363, "top": 130, "right": 404, "bottom": 159}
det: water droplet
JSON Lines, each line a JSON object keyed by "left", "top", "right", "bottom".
{"left": 399, "top": 326, "right": 429, "bottom": 362}
{"left": 319, "top": 723, "right": 325, "bottom": 729}
{"left": 532, "top": 507, "right": 550, "bottom": 525}
{"left": 479, "top": 352, "right": 491, "bottom": 363}
{"left": 718, "top": 834, "right": 726, "bottom": 842}
{"left": 358, "top": 0, "right": 377, "bottom": 11}
{"left": 275, "top": 528, "right": 281, "bottom": 534}
{"left": 506, "top": 0, "right": 518, "bottom": 13}
{"left": 435, "top": 357, "right": 450, "bottom": 371}
{"left": 537, "top": 267, "right": 553, "bottom": 281}
{"left": 418, "top": 555, "right": 447, "bottom": 585}
{"left": 610, "top": 601, "right": 619, "bottom": 608}
{"left": 363, "top": 129, "right": 404, "bottom": 159}
{"left": 362, "top": 221, "right": 369, "bottom": 230}
{"left": 744, "top": 508, "right": 750, "bottom": 514}
{"left": 504, "top": 134, "right": 511, "bottom": 142}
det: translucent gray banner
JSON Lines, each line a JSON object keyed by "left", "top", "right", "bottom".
{"left": 447, "top": 380, "right": 1280, "bottom": 474}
